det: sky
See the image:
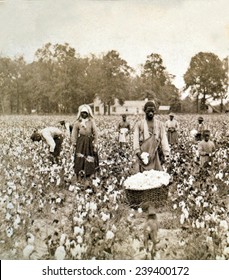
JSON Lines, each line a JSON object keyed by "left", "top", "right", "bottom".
{"left": 0, "top": 0, "right": 229, "bottom": 89}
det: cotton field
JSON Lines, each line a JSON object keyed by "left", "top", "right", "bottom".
{"left": 0, "top": 114, "right": 229, "bottom": 260}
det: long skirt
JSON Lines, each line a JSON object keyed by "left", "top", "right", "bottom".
{"left": 74, "top": 135, "right": 99, "bottom": 177}
{"left": 167, "top": 131, "right": 178, "bottom": 145}
{"left": 132, "top": 135, "right": 162, "bottom": 174}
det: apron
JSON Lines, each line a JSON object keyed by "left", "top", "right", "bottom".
{"left": 132, "top": 133, "right": 162, "bottom": 174}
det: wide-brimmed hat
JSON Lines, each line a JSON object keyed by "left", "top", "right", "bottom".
{"left": 169, "top": 112, "right": 174, "bottom": 117}
{"left": 198, "top": 116, "right": 204, "bottom": 121}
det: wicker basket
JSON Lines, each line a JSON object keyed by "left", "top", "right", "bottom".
{"left": 125, "top": 184, "right": 169, "bottom": 208}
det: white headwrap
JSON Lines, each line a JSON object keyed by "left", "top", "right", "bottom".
{"left": 76, "top": 104, "right": 94, "bottom": 120}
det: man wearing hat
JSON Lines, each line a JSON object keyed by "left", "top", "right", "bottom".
{"left": 195, "top": 116, "right": 206, "bottom": 141}
{"left": 198, "top": 129, "right": 215, "bottom": 168}
{"left": 133, "top": 101, "right": 170, "bottom": 172}
{"left": 117, "top": 114, "right": 131, "bottom": 148}
{"left": 165, "top": 113, "right": 179, "bottom": 145}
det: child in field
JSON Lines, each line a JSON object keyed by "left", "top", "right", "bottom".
{"left": 117, "top": 114, "right": 131, "bottom": 148}
{"left": 198, "top": 130, "right": 215, "bottom": 168}
{"left": 31, "top": 127, "right": 64, "bottom": 164}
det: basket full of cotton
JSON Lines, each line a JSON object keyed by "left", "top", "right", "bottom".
{"left": 124, "top": 170, "right": 171, "bottom": 208}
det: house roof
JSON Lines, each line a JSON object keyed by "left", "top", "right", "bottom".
{"left": 116, "top": 100, "right": 146, "bottom": 107}
{"left": 159, "top": 106, "right": 170, "bottom": 110}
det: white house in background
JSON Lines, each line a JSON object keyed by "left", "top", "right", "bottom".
{"left": 158, "top": 105, "right": 170, "bottom": 114}
{"left": 93, "top": 96, "right": 170, "bottom": 115}
{"left": 93, "top": 97, "right": 148, "bottom": 115}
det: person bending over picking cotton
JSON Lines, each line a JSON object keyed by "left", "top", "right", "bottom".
{"left": 31, "top": 127, "right": 64, "bottom": 164}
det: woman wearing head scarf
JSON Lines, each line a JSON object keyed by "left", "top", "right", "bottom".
{"left": 132, "top": 101, "right": 170, "bottom": 173}
{"left": 71, "top": 104, "right": 99, "bottom": 182}
{"left": 165, "top": 113, "right": 179, "bottom": 145}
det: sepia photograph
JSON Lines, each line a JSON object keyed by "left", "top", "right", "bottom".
{"left": 0, "top": 0, "right": 229, "bottom": 264}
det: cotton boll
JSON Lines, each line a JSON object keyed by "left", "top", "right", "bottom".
{"left": 7, "top": 202, "right": 14, "bottom": 209}
{"left": 101, "top": 212, "right": 110, "bottom": 222}
{"left": 23, "top": 244, "right": 35, "bottom": 259}
{"left": 54, "top": 245, "right": 66, "bottom": 260}
{"left": 180, "top": 214, "right": 185, "bottom": 224}
{"left": 26, "top": 233, "right": 35, "bottom": 245}
{"left": 6, "top": 227, "right": 13, "bottom": 238}
{"left": 69, "top": 185, "right": 75, "bottom": 192}
{"left": 5, "top": 212, "right": 11, "bottom": 221}
{"left": 216, "top": 255, "right": 226, "bottom": 260}
{"left": 60, "top": 234, "right": 67, "bottom": 246}
{"left": 74, "top": 226, "right": 84, "bottom": 236}
{"left": 56, "top": 197, "right": 62, "bottom": 204}
{"left": 77, "top": 236, "right": 83, "bottom": 244}
{"left": 106, "top": 230, "right": 114, "bottom": 240}
{"left": 219, "top": 220, "right": 228, "bottom": 231}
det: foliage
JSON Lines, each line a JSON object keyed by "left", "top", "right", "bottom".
{"left": 184, "top": 52, "right": 227, "bottom": 113}
{"left": 1, "top": 47, "right": 182, "bottom": 114}
{"left": 99, "top": 50, "right": 133, "bottom": 114}
{"left": 140, "top": 53, "right": 181, "bottom": 109}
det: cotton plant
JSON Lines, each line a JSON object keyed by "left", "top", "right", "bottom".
{"left": 2, "top": 115, "right": 229, "bottom": 260}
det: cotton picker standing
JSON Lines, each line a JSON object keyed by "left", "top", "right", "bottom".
{"left": 117, "top": 114, "right": 131, "bottom": 148}
{"left": 165, "top": 113, "right": 179, "bottom": 145}
{"left": 132, "top": 101, "right": 170, "bottom": 173}
{"left": 71, "top": 104, "right": 99, "bottom": 184}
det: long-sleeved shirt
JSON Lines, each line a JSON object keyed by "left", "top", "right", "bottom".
{"left": 196, "top": 123, "right": 206, "bottom": 133}
{"left": 133, "top": 118, "right": 170, "bottom": 156}
{"left": 40, "top": 127, "right": 63, "bottom": 152}
{"left": 198, "top": 140, "right": 215, "bottom": 156}
{"left": 71, "top": 119, "right": 98, "bottom": 145}
{"left": 165, "top": 119, "right": 179, "bottom": 132}
{"left": 198, "top": 139, "right": 215, "bottom": 167}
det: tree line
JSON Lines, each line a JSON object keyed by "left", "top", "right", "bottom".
{"left": 0, "top": 43, "right": 228, "bottom": 114}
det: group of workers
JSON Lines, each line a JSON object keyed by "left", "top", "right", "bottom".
{"left": 30, "top": 101, "right": 218, "bottom": 184}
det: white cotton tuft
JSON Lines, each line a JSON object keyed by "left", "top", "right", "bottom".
{"left": 54, "top": 246, "right": 66, "bottom": 260}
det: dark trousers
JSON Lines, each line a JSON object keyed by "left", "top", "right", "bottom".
{"left": 51, "top": 135, "right": 63, "bottom": 158}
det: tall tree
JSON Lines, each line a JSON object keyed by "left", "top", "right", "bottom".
{"left": 184, "top": 52, "right": 227, "bottom": 112}
{"left": 33, "top": 42, "right": 90, "bottom": 113}
{"left": 0, "top": 56, "right": 27, "bottom": 114}
{"left": 141, "top": 53, "right": 168, "bottom": 103}
{"left": 99, "top": 50, "right": 133, "bottom": 114}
